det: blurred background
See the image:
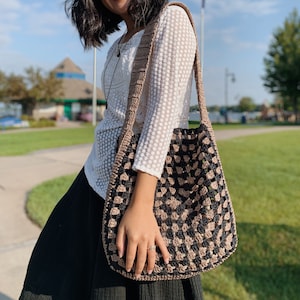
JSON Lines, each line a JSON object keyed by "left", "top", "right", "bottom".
{"left": 1, "top": 0, "right": 300, "bottom": 126}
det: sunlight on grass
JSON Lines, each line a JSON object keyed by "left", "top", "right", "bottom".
{"left": 26, "top": 174, "right": 77, "bottom": 228}
{"left": 200, "top": 130, "right": 300, "bottom": 300}
{"left": 0, "top": 124, "right": 267, "bottom": 156}
{"left": 0, "top": 127, "right": 94, "bottom": 156}
{"left": 219, "top": 131, "right": 300, "bottom": 227}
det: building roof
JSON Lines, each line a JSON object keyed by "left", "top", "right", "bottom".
{"left": 52, "top": 57, "right": 105, "bottom": 101}
{"left": 61, "top": 78, "right": 104, "bottom": 100}
{"left": 52, "top": 57, "right": 85, "bottom": 75}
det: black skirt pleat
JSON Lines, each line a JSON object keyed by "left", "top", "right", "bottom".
{"left": 19, "top": 169, "right": 204, "bottom": 300}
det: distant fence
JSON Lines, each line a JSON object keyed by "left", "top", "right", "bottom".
{"left": 0, "top": 102, "right": 22, "bottom": 118}
{"left": 189, "top": 111, "right": 261, "bottom": 123}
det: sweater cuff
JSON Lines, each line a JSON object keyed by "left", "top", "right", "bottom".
{"left": 132, "top": 163, "right": 162, "bottom": 179}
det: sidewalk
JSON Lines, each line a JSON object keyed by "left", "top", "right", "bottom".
{"left": 0, "top": 144, "right": 92, "bottom": 300}
{"left": 0, "top": 126, "right": 299, "bottom": 299}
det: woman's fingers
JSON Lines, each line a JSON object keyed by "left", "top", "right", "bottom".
{"left": 135, "top": 234, "right": 169, "bottom": 276}
{"left": 146, "top": 245, "right": 156, "bottom": 274}
{"left": 116, "top": 225, "right": 126, "bottom": 258}
{"left": 129, "top": 233, "right": 169, "bottom": 277}
{"left": 156, "top": 232, "right": 170, "bottom": 264}
{"left": 131, "top": 243, "right": 156, "bottom": 277}
{"left": 134, "top": 244, "right": 148, "bottom": 277}
{"left": 116, "top": 206, "right": 170, "bottom": 277}
{"left": 125, "top": 238, "right": 138, "bottom": 272}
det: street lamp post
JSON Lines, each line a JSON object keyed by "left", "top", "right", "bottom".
{"left": 200, "top": 0, "right": 205, "bottom": 74}
{"left": 224, "top": 68, "right": 235, "bottom": 124}
{"left": 92, "top": 47, "right": 97, "bottom": 126}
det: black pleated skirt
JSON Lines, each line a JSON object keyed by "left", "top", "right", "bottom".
{"left": 19, "top": 169, "right": 204, "bottom": 300}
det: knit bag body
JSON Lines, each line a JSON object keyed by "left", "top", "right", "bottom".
{"left": 102, "top": 2, "right": 238, "bottom": 281}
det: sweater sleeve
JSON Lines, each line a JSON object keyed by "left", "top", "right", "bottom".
{"left": 132, "top": 5, "right": 197, "bottom": 178}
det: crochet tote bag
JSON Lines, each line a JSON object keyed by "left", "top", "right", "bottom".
{"left": 102, "top": 2, "right": 238, "bottom": 281}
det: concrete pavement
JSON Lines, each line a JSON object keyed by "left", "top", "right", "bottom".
{"left": 0, "top": 126, "right": 299, "bottom": 299}
{"left": 0, "top": 144, "right": 92, "bottom": 300}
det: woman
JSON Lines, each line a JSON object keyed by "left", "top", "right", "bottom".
{"left": 19, "top": 0, "right": 204, "bottom": 299}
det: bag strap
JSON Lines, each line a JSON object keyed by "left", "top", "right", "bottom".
{"left": 117, "top": 2, "right": 212, "bottom": 152}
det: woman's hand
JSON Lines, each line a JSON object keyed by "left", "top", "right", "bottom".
{"left": 116, "top": 203, "right": 169, "bottom": 277}
{"left": 116, "top": 171, "right": 170, "bottom": 278}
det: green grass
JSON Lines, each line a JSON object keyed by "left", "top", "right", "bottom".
{"left": 212, "top": 124, "right": 266, "bottom": 131}
{"left": 26, "top": 174, "right": 77, "bottom": 227}
{"left": 189, "top": 122, "right": 269, "bottom": 130}
{"left": 24, "top": 130, "right": 300, "bottom": 299}
{"left": 202, "top": 130, "right": 300, "bottom": 300}
{"left": 0, "top": 123, "right": 268, "bottom": 156}
{"left": 0, "top": 127, "right": 94, "bottom": 156}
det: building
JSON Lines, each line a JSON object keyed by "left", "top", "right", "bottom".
{"left": 34, "top": 57, "right": 106, "bottom": 121}
{"left": 53, "top": 57, "right": 106, "bottom": 121}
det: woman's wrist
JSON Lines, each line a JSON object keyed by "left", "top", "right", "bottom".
{"left": 129, "top": 170, "right": 158, "bottom": 208}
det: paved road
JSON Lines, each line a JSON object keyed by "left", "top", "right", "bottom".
{"left": 0, "top": 126, "right": 299, "bottom": 299}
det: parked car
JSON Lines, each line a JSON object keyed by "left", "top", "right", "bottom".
{"left": 77, "top": 112, "right": 93, "bottom": 122}
{"left": 0, "top": 116, "right": 29, "bottom": 128}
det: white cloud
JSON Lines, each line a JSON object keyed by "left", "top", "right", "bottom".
{"left": 187, "top": 0, "right": 278, "bottom": 54}
{"left": 203, "top": 0, "right": 279, "bottom": 18}
{"left": 208, "top": 27, "right": 268, "bottom": 52}
{"left": 25, "top": 11, "right": 69, "bottom": 35}
{"left": 0, "top": 0, "right": 22, "bottom": 10}
{"left": 20, "top": 1, "right": 69, "bottom": 36}
{"left": 0, "top": 0, "right": 68, "bottom": 48}
{"left": 0, "top": 50, "right": 32, "bottom": 74}
{"left": 0, "top": 0, "right": 22, "bottom": 45}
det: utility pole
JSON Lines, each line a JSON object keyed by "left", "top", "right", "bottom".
{"left": 92, "top": 47, "right": 97, "bottom": 126}
{"left": 224, "top": 68, "right": 235, "bottom": 124}
{"left": 200, "top": 0, "right": 205, "bottom": 74}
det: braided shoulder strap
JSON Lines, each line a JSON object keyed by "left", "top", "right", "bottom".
{"left": 116, "top": 2, "right": 212, "bottom": 154}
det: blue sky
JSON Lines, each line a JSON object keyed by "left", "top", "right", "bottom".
{"left": 1, "top": 0, "right": 300, "bottom": 107}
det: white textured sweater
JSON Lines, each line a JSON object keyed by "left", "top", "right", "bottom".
{"left": 84, "top": 5, "right": 197, "bottom": 199}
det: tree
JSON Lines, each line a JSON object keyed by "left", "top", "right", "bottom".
{"left": 263, "top": 9, "right": 300, "bottom": 122}
{"left": 238, "top": 97, "right": 256, "bottom": 112}
{"left": 6, "top": 74, "right": 27, "bottom": 101}
{"left": 207, "top": 105, "right": 221, "bottom": 112}
{"left": 0, "top": 71, "right": 27, "bottom": 102}
{"left": 0, "top": 67, "right": 63, "bottom": 117}
{"left": 42, "top": 71, "right": 64, "bottom": 103}
{"left": 21, "top": 67, "right": 64, "bottom": 116}
{"left": 0, "top": 70, "right": 7, "bottom": 101}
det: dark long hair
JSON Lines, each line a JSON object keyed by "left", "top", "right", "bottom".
{"left": 65, "top": 0, "right": 168, "bottom": 49}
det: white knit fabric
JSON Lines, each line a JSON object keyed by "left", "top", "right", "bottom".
{"left": 84, "top": 5, "right": 197, "bottom": 199}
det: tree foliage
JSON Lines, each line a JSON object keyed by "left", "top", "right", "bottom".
{"left": 238, "top": 97, "right": 256, "bottom": 112}
{"left": 0, "top": 67, "right": 64, "bottom": 115}
{"left": 263, "top": 9, "right": 300, "bottom": 122}
{"left": 6, "top": 74, "right": 27, "bottom": 100}
{"left": 0, "top": 70, "right": 6, "bottom": 101}
{"left": 0, "top": 71, "right": 26, "bottom": 102}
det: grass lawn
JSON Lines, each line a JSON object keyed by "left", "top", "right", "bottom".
{"left": 0, "top": 123, "right": 271, "bottom": 156}
{"left": 26, "top": 130, "right": 300, "bottom": 299}
{"left": 0, "top": 126, "right": 94, "bottom": 156}
{"left": 202, "top": 130, "right": 300, "bottom": 300}
{"left": 189, "top": 122, "right": 269, "bottom": 131}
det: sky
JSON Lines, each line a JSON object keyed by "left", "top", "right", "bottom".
{"left": 1, "top": 0, "right": 300, "bottom": 107}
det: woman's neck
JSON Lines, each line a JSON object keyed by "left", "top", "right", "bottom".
{"left": 122, "top": 16, "right": 143, "bottom": 43}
